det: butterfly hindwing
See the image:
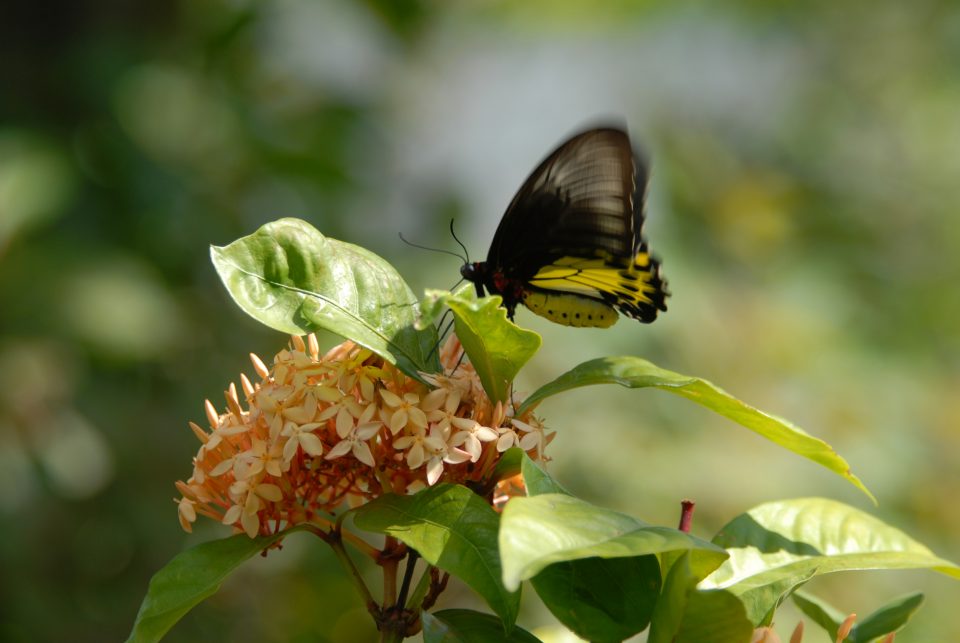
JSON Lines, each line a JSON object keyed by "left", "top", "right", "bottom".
{"left": 463, "top": 126, "right": 668, "bottom": 327}
{"left": 526, "top": 249, "right": 666, "bottom": 323}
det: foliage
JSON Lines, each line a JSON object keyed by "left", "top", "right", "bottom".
{"left": 125, "top": 221, "right": 959, "bottom": 642}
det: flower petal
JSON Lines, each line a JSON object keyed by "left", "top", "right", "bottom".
{"left": 336, "top": 407, "right": 354, "bottom": 438}
{"left": 256, "top": 483, "right": 283, "bottom": 502}
{"left": 497, "top": 431, "right": 518, "bottom": 452}
{"left": 407, "top": 407, "right": 428, "bottom": 429}
{"left": 298, "top": 432, "right": 325, "bottom": 457}
{"left": 426, "top": 457, "right": 444, "bottom": 485}
{"left": 356, "top": 422, "right": 381, "bottom": 440}
{"left": 325, "top": 439, "right": 353, "bottom": 460}
{"left": 209, "top": 458, "right": 234, "bottom": 478}
{"left": 421, "top": 388, "right": 446, "bottom": 412}
{"left": 222, "top": 504, "right": 242, "bottom": 525}
{"left": 352, "top": 441, "right": 376, "bottom": 467}
{"left": 389, "top": 409, "right": 408, "bottom": 434}
{"left": 282, "top": 436, "right": 299, "bottom": 463}
{"left": 241, "top": 511, "right": 260, "bottom": 538}
{"left": 406, "top": 442, "right": 425, "bottom": 469}
{"left": 380, "top": 389, "right": 402, "bottom": 407}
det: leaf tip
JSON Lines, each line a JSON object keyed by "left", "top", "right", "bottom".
{"left": 848, "top": 471, "right": 878, "bottom": 506}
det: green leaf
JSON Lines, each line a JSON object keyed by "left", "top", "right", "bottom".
{"left": 352, "top": 484, "right": 519, "bottom": 628}
{"left": 649, "top": 552, "right": 699, "bottom": 643}
{"left": 210, "top": 218, "right": 439, "bottom": 378}
{"left": 792, "top": 590, "right": 925, "bottom": 642}
{"left": 515, "top": 456, "right": 655, "bottom": 641}
{"left": 703, "top": 498, "right": 960, "bottom": 625}
{"left": 851, "top": 591, "right": 925, "bottom": 641}
{"left": 519, "top": 452, "right": 569, "bottom": 496}
{"left": 672, "top": 590, "right": 753, "bottom": 643}
{"left": 790, "top": 591, "right": 847, "bottom": 640}
{"left": 499, "top": 493, "right": 728, "bottom": 592}
{"left": 734, "top": 567, "right": 817, "bottom": 627}
{"left": 517, "top": 356, "right": 873, "bottom": 501}
{"left": 421, "top": 609, "right": 542, "bottom": 643}
{"left": 430, "top": 288, "right": 541, "bottom": 404}
{"left": 126, "top": 531, "right": 290, "bottom": 643}
{"left": 531, "top": 555, "right": 661, "bottom": 642}
{"left": 649, "top": 553, "right": 753, "bottom": 643}
{"left": 416, "top": 288, "right": 453, "bottom": 330}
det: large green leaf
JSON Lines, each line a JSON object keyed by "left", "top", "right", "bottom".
{"left": 517, "top": 356, "right": 873, "bottom": 500}
{"left": 702, "top": 498, "right": 960, "bottom": 624}
{"left": 126, "top": 531, "right": 291, "bottom": 643}
{"left": 648, "top": 553, "right": 753, "bottom": 643}
{"left": 499, "top": 493, "right": 728, "bottom": 592}
{"left": 513, "top": 454, "right": 660, "bottom": 641}
{"left": 793, "top": 590, "right": 925, "bottom": 642}
{"left": 421, "top": 609, "right": 542, "bottom": 643}
{"left": 531, "top": 555, "right": 661, "bottom": 643}
{"left": 211, "top": 218, "right": 439, "bottom": 378}
{"left": 352, "top": 484, "right": 519, "bottom": 628}
{"left": 422, "top": 289, "right": 541, "bottom": 404}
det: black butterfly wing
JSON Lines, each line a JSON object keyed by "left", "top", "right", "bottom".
{"left": 483, "top": 127, "right": 667, "bottom": 323}
{"left": 487, "top": 127, "right": 644, "bottom": 279}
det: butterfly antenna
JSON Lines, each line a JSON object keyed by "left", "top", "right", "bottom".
{"left": 449, "top": 219, "right": 470, "bottom": 263}
{"left": 398, "top": 232, "right": 466, "bottom": 263}
{"left": 438, "top": 310, "right": 455, "bottom": 340}
{"left": 450, "top": 347, "right": 468, "bottom": 377}
{"left": 425, "top": 311, "right": 455, "bottom": 363}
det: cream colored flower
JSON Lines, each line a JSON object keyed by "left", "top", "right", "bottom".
{"left": 233, "top": 438, "right": 285, "bottom": 480}
{"left": 176, "top": 333, "right": 553, "bottom": 537}
{"left": 380, "top": 389, "right": 428, "bottom": 434}
{"left": 424, "top": 388, "right": 462, "bottom": 433}
{"left": 325, "top": 404, "right": 382, "bottom": 467}
{"left": 511, "top": 418, "right": 545, "bottom": 455}
{"left": 280, "top": 420, "right": 325, "bottom": 464}
{"left": 449, "top": 417, "right": 498, "bottom": 462}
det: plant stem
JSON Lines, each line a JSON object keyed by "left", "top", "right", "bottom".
{"left": 396, "top": 549, "right": 420, "bottom": 609}
{"left": 380, "top": 627, "right": 404, "bottom": 643}
{"left": 323, "top": 525, "right": 378, "bottom": 616}
{"left": 678, "top": 499, "right": 695, "bottom": 533}
{"left": 404, "top": 562, "right": 434, "bottom": 612}
{"left": 382, "top": 536, "right": 399, "bottom": 607}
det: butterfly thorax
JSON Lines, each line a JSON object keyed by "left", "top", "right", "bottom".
{"left": 461, "top": 261, "right": 526, "bottom": 318}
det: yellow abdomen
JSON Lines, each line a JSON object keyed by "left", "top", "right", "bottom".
{"left": 521, "top": 291, "right": 618, "bottom": 328}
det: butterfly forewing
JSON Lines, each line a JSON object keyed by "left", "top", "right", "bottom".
{"left": 487, "top": 128, "right": 644, "bottom": 278}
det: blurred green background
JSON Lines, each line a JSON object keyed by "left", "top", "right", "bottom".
{"left": 2, "top": 0, "right": 958, "bottom": 641}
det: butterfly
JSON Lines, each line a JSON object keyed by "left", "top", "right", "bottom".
{"left": 460, "top": 127, "right": 668, "bottom": 328}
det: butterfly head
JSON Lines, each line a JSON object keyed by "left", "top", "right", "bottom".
{"left": 460, "top": 261, "right": 487, "bottom": 297}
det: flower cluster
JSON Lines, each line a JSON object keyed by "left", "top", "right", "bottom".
{"left": 176, "top": 334, "right": 551, "bottom": 537}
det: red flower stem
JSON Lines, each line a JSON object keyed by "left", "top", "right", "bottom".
{"left": 678, "top": 500, "right": 695, "bottom": 533}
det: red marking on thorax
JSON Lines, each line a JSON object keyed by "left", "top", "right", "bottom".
{"left": 492, "top": 271, "right": 525, "bottom": 299}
